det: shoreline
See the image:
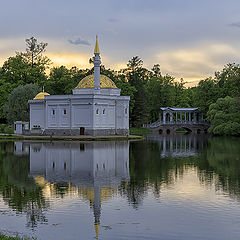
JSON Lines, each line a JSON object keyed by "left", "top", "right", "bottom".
{"left": 0, "top": 134, "right": 143, "bottom": 141}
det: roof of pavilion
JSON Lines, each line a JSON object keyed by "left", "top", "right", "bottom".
{"left": 160, "top": 107, "right": 199, "bottom": 111}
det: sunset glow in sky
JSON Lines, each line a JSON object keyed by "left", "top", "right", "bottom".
{"left": 1, "top": 0, "right": 240, "bottom": 85}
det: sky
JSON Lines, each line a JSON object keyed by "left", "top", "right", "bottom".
{"left": 1, "top": 0, "right": 240, "bottom": 86}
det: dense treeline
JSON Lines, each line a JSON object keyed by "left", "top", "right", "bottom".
{"left": 0, "top": 37, "right": 239, "bottom": 135}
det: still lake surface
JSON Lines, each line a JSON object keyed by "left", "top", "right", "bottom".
{"left": 0, "top": 135, "right": 240, "bottom": 240}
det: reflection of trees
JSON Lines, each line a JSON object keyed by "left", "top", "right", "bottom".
{"left": 0, "top": 142, "right": 49, "bottom": 228}
{"left": 121, "top": 137, "right": 240, "bottom": 207}
{"left": 198, "top": 137, "right": 240, "bottom": 200}
{"left": 120, "top": 141, "right": 182, "bottom": 207}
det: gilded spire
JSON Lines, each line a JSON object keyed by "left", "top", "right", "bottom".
{"left": 94, "top": 222, "right": 100, "bottom": 240}
{"left": 94, "top": 35, "right": 100, "bottom": 54}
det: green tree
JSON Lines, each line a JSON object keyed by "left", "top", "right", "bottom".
{"left": 125, "top": 57, "right": 150, "bottom": 126}
{"left": 146, "top": 74, "right": 177, "bottom": 122}
{"left": 192, "top": 78, "right": 220, "bottom": 117}
{"left": 151, "top": 64, "right": 161, "bottom": 77}
{"left": 215, "top": 63, "right": 240, "bottom": 97}
{"left": 24, "top": 36, "right": 49, "bottom": 68}
{"left": 3, "top": 84, "right": 40, "bottom": 124}
{"left": 115, "top": 81, "right": 136, "bottom": 117}
{"left": 47, "top": 66, "right": 73, "bottom": 95}
{"left": 207, "top": 96, "right": 240, "bottom": 135}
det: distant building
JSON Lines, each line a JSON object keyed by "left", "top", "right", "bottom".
{"left": 27, "top": 37, "right": 130, "bottom": 136}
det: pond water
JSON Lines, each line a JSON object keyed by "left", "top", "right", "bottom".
{"left": 0, "top": 135, "right": 240, "bottom": 240}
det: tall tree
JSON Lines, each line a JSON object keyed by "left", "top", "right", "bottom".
{"left": 126, "top": 57, "right": 150, "bottom": 126}
{"left": 25, "top": 36, "right": 48, "bottom": 67}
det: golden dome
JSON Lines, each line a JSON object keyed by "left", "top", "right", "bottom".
{"left": 34, "top": 91, "right": 50, "bottom": 100}
{"left": 75, "top": 74, "right": 117, "bottom": 89}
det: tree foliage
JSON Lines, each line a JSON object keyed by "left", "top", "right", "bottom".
{"left": 207, "top": 96, "right": 240, "bottom": 135}
{"left": 3, "top": 84, "right": 40, "bottom": 124}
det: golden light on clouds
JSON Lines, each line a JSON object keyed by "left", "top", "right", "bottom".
{"left": 46, "top": 52, "right": 91, "bottom": 69}
{"left": 0, "top": 36, "right": 239, "bottom": 87}
{"left": 155, "top": 43, "right": 239, "bottom": 86}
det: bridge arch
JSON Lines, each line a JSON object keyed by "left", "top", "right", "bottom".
{"left": 144, "top": 107, "right": 210, "bottom": 134}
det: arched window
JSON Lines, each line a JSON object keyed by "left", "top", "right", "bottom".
{"left": 96, "top": 109, "right": 99, "bottom": 114}
{"left": 103, "top": 109, "right": 105, "bottom": 114}
{"left": 125, "top": 108, "right": 128, "bottom": 114}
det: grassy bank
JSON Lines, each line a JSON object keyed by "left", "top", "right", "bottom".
{"left": 130, "top": 127, "right": 151, "bottom": 136}
{"left": 0, "top": 234, "right": 33, "bottom": 240}
{"left": 0, "top": 124, "right": 14, "bottom": 134}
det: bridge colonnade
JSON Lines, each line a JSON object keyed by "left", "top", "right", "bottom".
{"left": 143, "top": 107, "right": 210, "bottom": 134}
{"left": 159, "top": 108, "right": 204, "bottom": 124}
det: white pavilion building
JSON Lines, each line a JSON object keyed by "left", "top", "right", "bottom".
{"left": 27, "top": 37, "right": 130, "bottom": 136}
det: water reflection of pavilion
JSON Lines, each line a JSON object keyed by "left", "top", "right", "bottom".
{"left": 28, "top": 141, "right": 129, "bottom": 239}
{"left": 146, "top": 134, "right": 207, "bottom": 158}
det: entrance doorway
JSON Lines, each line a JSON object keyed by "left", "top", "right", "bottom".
{"left": 80, "top": 127, "right": 85, "bottom": 135}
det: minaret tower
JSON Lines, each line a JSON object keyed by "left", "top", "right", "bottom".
{"left": 94, "top": 36, "right": 101, "bottom": 90}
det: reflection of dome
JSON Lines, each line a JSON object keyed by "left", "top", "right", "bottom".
{"left": 75, "top": 74, "right": 117, "bottom": 89}
{"left": 34, "top": 92, "right": 50, "bottom": 100}
{"left": 79, "top": 187, "right": 115, "bottom": 202}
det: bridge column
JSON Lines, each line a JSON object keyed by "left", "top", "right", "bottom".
{"left": 194, "top": 112, "right": 197, "bottom": 123}
{"left": 188, "top": 112, "right": 192, "bottom": 123}
{"left": 163, "top": 112, "right": 166, "bottom": 123}
{"left": 170, "top": 113, "right": 173, "bottom": 122}
{"left": 175, "top": 112, "right": 178, "bottom": 122}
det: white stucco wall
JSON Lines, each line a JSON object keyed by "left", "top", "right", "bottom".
{"left": 116, "top": 98, "right": 129, "bottom": 130}
{"left": 30, "top": 102, "right": 45, "bottom": 129}
{"left": 93, "top": 99, "right": 115, "bottom": 129}
{"left": 46, "top": 103, "right": 71, "bottom": 129}
{"left": 72, "top": 104, "right": 93, "bottom": 128}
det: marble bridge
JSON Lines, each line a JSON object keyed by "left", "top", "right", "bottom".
{"left": 143, "top": 107, "right": 210, "bottom": 134}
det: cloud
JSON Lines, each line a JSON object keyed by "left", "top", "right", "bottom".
{"left": 107, "top": 18, "right": 118, "bottom": 23}
{"left": 45, "top": 52, "right": 91, "bottom": 69}
{"left": 68, "top": 38, "right": 90, "bottom": 46}
{"left": 229, "top": 22, "right": 240, "bottom": 28}
{"left": 154, "top": 43, "right": 239, "bottom": 84}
